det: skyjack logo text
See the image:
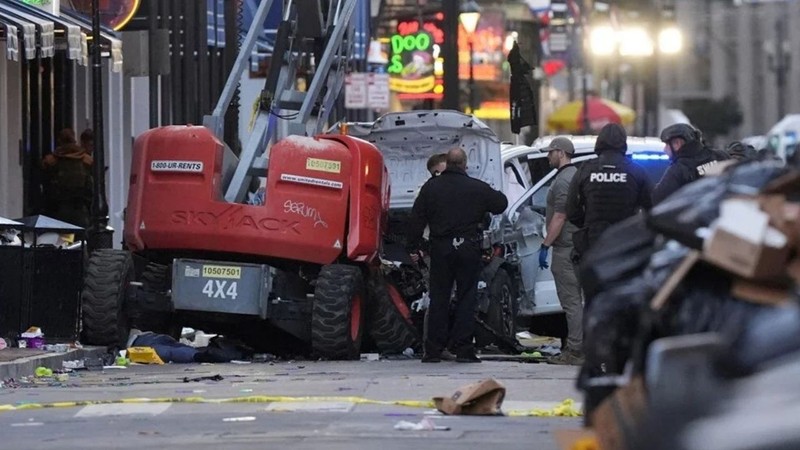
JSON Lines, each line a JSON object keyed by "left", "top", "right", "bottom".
{"left": 170, "top": 206, "right": 301, "bottom": 234}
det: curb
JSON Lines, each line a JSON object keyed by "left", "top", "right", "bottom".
{"left": 0, "top": 346, "right": 107, "bottom": 380}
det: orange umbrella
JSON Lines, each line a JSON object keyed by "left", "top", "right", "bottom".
{"left": 547, "top": 97, "right": 636, "bottom": 133}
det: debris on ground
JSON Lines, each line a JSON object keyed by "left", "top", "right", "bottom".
{"left": 182, "top": 374, "right": 224, "bottom": 383}
{"left": 394, "top": 417, "right": 450, "bottom": 431}
{"left": 433, "top": 378, "right": 505, "bottom": 416}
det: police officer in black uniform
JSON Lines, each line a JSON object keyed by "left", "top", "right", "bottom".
{"left": 407, "top": 148, "right": 508, "bottom": 363}
{"left": 652, "top": 123, "right": 729, "bottom": 204}
{"left": 566, "top": 123, "right": 653, "bottom": 266}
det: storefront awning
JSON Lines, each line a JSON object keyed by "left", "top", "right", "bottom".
{"left": 0, "top": 1, "right": 52, "bottom": 60}
{"left": 9, "top": 1, "right": 86, "bottom": 64}
{"left": 0, "top": 1, "right": 122, "bottom": 71}
{"left": 60, "top": 10, "right": 123, "bottom": 72}
{"left": 0, "top": 22, "right": 24, "bottom": 61}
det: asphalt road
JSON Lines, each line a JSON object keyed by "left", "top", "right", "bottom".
{"left": 0, "top": 359, "right": 582, "bottom": 449}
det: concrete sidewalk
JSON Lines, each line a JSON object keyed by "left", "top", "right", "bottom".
{"left": 0, "top": 346, "right": 107, "bottom": 379}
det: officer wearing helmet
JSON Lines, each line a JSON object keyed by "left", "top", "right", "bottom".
{"left": 566, "top": 124, "right": 653, "bottom": 264}
{"left": 652, "top": 123, "right": 729, "bottom": 204}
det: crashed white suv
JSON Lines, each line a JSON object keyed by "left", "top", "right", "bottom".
{"left": 338, "top": 113, "right": 670, "bottom": 348}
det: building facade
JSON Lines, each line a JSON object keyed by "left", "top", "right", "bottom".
{"left": 661, "top": 0, "right": 800, "bottom": 139}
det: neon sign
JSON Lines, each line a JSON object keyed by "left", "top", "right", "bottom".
{"left": 387, "top": 33, "right": 432, "bottom": 75}
{"left": 387, "top": 14, "right": 445, "bottom": 97}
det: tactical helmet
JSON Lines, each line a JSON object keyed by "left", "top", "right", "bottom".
{"left": 660, "top": 123, "right": 701, "bottom": 144}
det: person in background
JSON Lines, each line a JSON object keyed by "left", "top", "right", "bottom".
{"left": 566, "top": 124, "right": 653, "bottom": 269}
{"left": 652, "top": 123, "right": 729, "bottom": 204}
{"left": 42, "top": 128, "right": 94, "bottom": 228}
{"left": 538, "top": 137, "right": 584, "bottom": 365}
{"left": 408, "top": 148, "right": 508, "bottom": 363}
{"left": 80, "top": 128, "right": 94, "bottom": 155}
{"left": 427, "top": 153, "right": 447, "bottom": 177}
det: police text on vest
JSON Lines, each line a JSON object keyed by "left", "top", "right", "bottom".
{"left": 590, "top": 173, "right": 627, "bottom": 183}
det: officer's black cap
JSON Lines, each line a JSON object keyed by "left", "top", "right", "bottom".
{"left": 595, "top": 123, "right": 628, "bottom": 154}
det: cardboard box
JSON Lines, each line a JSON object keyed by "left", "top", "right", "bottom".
{"left": 758, "top": 194, "right": 800, "bottom": 249}
{"left": 703, "top": 198, "right": 790, "bottom": 280}
{"left": 732, "top": 279, "right": 792, "bottom": 305}
{"left": 433, "top": 378, "right": 506, "bottom": 415}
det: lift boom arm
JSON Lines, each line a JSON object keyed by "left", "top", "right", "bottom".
{"left": 202, "top": 0, "right": 359, "bottom": 203}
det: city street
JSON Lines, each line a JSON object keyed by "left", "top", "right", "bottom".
{"left": 0, "top": 359, "right": 581, "bottom": 449}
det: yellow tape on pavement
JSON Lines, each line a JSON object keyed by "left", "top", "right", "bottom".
{"left": 0, "top": 395, "right": 581, "bottom": 417}
{"left": 507, "top": 399, "right": 583, "bottom": 417}
{"left": 0, "top": 395, "right": 435, "bottom": 413}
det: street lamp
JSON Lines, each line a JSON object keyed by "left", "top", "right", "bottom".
{"left": 589, "top": 25, "right": 616, "bottom": 56}
{"left": 459, "top": 0, "right": 481, "bottom": 114}
{"left": 588, "top": 23, "right": 683, "bottom": 135}
{"left": 658, "top": 26, "right": 683, "bottom": 55}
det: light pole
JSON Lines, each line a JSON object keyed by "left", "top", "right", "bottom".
{"left": 89, "top": 0, "right": 112, "bottom": 250}
{"left": 459, "top": 1, "right": 481, "bottom": 114}
{"left": 766, "top": 17, "right": 790, "bottom": 120}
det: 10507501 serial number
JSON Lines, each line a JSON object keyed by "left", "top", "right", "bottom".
{"left": 202, "top": 265, "right": 241, "bottom": 279}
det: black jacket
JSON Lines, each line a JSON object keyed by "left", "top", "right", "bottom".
{"left": 652, "top": 141, "right": 729, "bottom": 205}
{"left": 407, "top": 168, "right": 508, "bottom": 249}
{"left": 566, "top": 151, "right": 653, "bottom": 231}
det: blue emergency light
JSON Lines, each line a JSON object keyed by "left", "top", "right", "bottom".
{"left": 631, "top": 153, "right": 670, "bottom": 161}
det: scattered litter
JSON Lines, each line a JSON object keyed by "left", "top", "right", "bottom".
{"left": 230, "top": 360, "right": 251, "bottom": 365}
{"left": 252, "top": 353, "right": 276, "bottom": 363}
{"left": 62, "top": 360, "right": 85, "bottom": 370}
{"left": 521, "top": 351, "right": 543, "bottom": 358}
{"left": 183, "top": 374, "right": 224, "bottom": 383}
{"left": 536, "top": 345, "right": 562, "bottom": 357}
{"left": 433, "top": 379, "right": 506, "bottom": 416}
{"left": 43, "top": 344, "right": 69, "bottom": 353}
{"left": 128, "top": 347, "right": 165, "bottom": 365}
{"left": 11, "top": 422, "right": 44, "bottom": 427}
{"left": 55, "top": 373, "right": 69, "bottom": 383}
{"left": 403, "top": 348, "right": 415, "bottom": 357}
{"left": 102, "top": 366, "right": 128, "bottom": 370}
{"left": 34, "top": 367, "right": 53, "bottom": 378}
{"left": 20, "top": 327, "right": 45, "bottom": 349}
{"left": 394, "top": 417, "right": 450, "bottom": 431}
{"left": 240, "top": 389, "right": 254, "bottom": 393}
{"left": 515, "top": 331, "right": 533, "bottom": 340}
{"left": 223, "top": 416, "right": 256, "bottom": 422}
{"left": 0, "top": 338, "right": 6, "bottom": 350}
{"left": 360, "top": 353, "right": 380, "bottom": 362}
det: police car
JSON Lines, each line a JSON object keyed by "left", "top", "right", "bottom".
{"left": 498, "top": 136, "right": 670, "bottom": 319}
